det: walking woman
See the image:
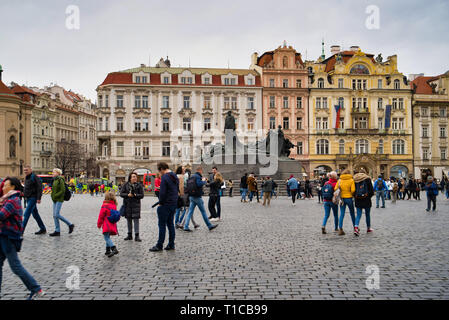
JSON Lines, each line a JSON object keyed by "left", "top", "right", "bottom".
{"left": 0, "top": 177, "right": 45, "bottom": 299}
{"left": 353, "top": 168, "right": 375, "bottom": 236}
{"left": 120, "top": 172, "right": 144, "bottom": 242}
{"left": 49, "top": 169, "right": 74, "bottom": 237}
{"left": 321, "top": 172, "right": 339, "bottom": 234}
{"left": 335, "top": 169, "right": 356, "bottom": 235}
{"left": 208, "top": 173, "right": 223, "bottom": 221}
{"left": 174, "top": 166, "right": 187, "bottom": 227}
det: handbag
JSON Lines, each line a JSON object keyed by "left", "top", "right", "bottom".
{"left": 332, "top": 181, "right": 342, "bottom": 205}
{"left": 119, "top": 203, "right": 126, "bottom": 217}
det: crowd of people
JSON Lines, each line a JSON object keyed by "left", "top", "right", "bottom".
{"left": 0, "top": 162, "right": 448, "bottom": 300}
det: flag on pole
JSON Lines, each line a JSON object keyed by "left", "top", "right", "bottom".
{"left": 332, "top": 104, "right": 342, "bottom": 129}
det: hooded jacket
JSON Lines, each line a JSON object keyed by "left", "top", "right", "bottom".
{"left": 353, "top": 173, "right": 374, "bottom": 208}
{"left": 335, "top": 174, "right": 356, "bottom": 199}
{"left": 97, "top": 200, "right": 119, "bottom": 235}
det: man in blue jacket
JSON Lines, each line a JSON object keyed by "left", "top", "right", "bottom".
{"left": 374, "top": 175, "right": 388, "bottom": 208}
{"left": 150, "top": 162, "right": 179, "bottom": 252}
{"left": 183, "top": 166, "right": 218, "bottom": 232}
{"left": 424, "top": 176, "right": 438, "bottom": 212}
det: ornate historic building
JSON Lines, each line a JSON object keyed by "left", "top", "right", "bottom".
{"left": 307, "top": 46, "right": 413, "bottom": 178}
{"left": 411, "top": 72, "right": 449, "bottom": 180}
{"left": 251, "top": 42, "right": 310, "bottom": 174}
{"left": 96, "top": 60, "right": 262, "bottom": 184}
{"left": 0, "top": 66, "right": 32, "bottom": 177}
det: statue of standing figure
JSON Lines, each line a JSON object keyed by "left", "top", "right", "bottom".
{"left": 9, "top": 135, "right": 16, "bottom": 158}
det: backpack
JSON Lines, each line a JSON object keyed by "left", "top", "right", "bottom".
{"left": 375, "top": 180, "right": 384, "bottom": 191}
{"left": 108, "top": 209, "right": 121, "bottom": 223}
{"left": 64, "top": 182, "right": 72, "bottom": 201}
{"left": 186, "top": 174, "right": 201, "bottom": 197}
{"left": 355, "top": 180, "right": 369, "bottom": 199}
{"left": 322, "top": 182, "right": 334, "bottom": 200}
{"left": 272, "top": 181, "right": 278, "bottom": 189}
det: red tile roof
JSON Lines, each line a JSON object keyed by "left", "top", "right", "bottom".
{"left": 0, "top": 80, "right": 17, "bottom": 96}
{"left": 322, "top": 51, "right": 376, "bottom": 73}
{"left": 10, "top": 84, "right": 38, "bottom": 96}
{"left": 410, "top": 76, "right": 440, "bottom": 94}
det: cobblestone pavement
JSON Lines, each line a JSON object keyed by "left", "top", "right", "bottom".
{"left": 1, "top": 193, "right": 448, "bottom": 300}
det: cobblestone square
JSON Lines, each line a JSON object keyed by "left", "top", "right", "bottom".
{"left": 1, "top": 194, "right": 448, "bottom": 300}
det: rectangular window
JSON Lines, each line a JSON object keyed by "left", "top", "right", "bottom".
{"left": 399, "top": 98, "right": 404, "bottom": 109}
{"left": 283, "top": 97, "right": 289, "bottom": 109}
{"left": 352, "top": 79, "right": 356, "bottom": 90}
{"left": 358, "top": 117, "right": 368, "bottom": 129}
{"left": 141, "top": 76, "right": 147, "bottom": 83}
{"left": 296, "top": 117, "right": 302, "bottom": 130}
{"left": 316, "top": 97, "right": 321, "bottom": 109}
{"left": 116, "top": 141, "right": 124, "bottom": 157}
{"left": 392, "top": 98, "right": 398, "bottom": 109}
{"left": 297, "top": 142, "right": 303, "bottom": 155}
{"left": 441, "top": 148, "right": 447, "bottom": 160}
{"left": 357, "top": 80, "right": 362, "bottom": 90}
{"left": 98, "top": 117, "right": 103, "bottom": 131}
{"left": 162, "top": 96, "right": 169, "bottom": 109}
{"left": 203, "top": 96, "right": 211, "bottom": 109}
{"left": 162, "top": 118, "right": 170, "bottom": 132}
{"left": 183, "top": 118, "right": 191, "bottom": 131}
{"left": 134, "top": 141, "right": 142, "bottom": 156}
{"left": 247, "top": 97, "right": 254, "bottom": 109}
{"left": 116, "top": 117, "right": 124, "bottom": 131}
{"left": 339, "top": 117, "right": 345, "bottom": 129}
{"left": 183, "top": 96, "right": 190, "bottom": 109}
{"left": 440, "top": 107, "right": 447, "bottom": 117}
{"left": 269, "top": 117, "right": 276, "bottom": 129}
{"left": 105, "top": 117, "right": 109, "bottom": 130}
{"left": 204, "top": 118, "right": 211, "bottom": 131}
{"left": 440, "top": 126, "right": 447, "bottom": 138}
{"left": 422, "top": 126, "right": 429, "bottom": 138}
{"left": 283, "top": 79, "right": 288, "bottom": 88}
{"left": 116, "top": 95, "right": 124, "bottom": 108}
{"left": 247, "top": 118, "right": 254, "bottom": 131}
{"left": 231, "top": 97, "right": 237, "bottom": 109}
{"left": 423, "top": 148, "right": 429, "bottom": 160}
{"left": 269, "top": 96, "right": 275, "bottom": 108}
{"left": 135, "top": 95, "right": 141, "bottom": 109}
{"left": 134, "top": 118, "right": 141, "bottom": 131}
{"left": 142, "top": 96, "right": 148, "bottom": 108}
{"left": 378, "top": 118, "right": 384, "bottom": 129}
{"left": 247, "top": 78, "right": 253, "bottom": 85}
{"left": 224, "top": 97, "right": 230, "bottom": 109}
{"left": 378, "top": 79, "right": 382, "bottom": 89}
{"left": 163, "top": 76, "right": 170, "bottom": 84}
{"left": 422, "top": 107, "right": 429, "bottom": 116}
{"left": 322, "top": 97, "right": 328, "bottom": 109}
{"left": 105, "top": 95, "right": 109, "bottom": 108}
{"left": 143, "top": 142, "right": 150, "bottom": 158}
{"left": 378, "top": 98, "right": 383, "bottom": 109}
{"left": 142, "top": 118, "right": 149, "bottom": 131}
{"left": 296, "top": 97, "right": 302, "bottom": 109}
{"left": 283, "top": 117, "right": 289, "bottom": 130}
{"left": 162, "top": 141, "right": 170, "bottom": 157}
{"left": 135, "top": 76, "right": 141, "bottom": 83}
{"left": 363, "top": 98, "right": 367, "bottom": 109}
{"left": 338, "top": 78, "right": 344, "bottom": 88}
{"left": 296, "top": 79, "right": 302, "bottom": 88}
{"left": 362, "top": 80, "right": 367, "bottom": 90}
{"left": 269, "top": 79, "right": 275, "bottom": 87}
{"left": 98, "top": 95, "right": 103, "bottom": 108}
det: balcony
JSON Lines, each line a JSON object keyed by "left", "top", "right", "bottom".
{"left": 351, "top": 107, "right": 369, "bottom": 114}
{"left": 345, "top": 128, "right": 379, "bottom": 135}
{"left": 40, "top": 151, "right": 52, "bottom": 157}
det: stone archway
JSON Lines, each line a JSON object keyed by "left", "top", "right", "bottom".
{"left": 353, "top": 154, "right": 377, "bottom": 177}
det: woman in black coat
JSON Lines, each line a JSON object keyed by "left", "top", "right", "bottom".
{"left": 120, "top": 172, "right": 144, "bottom": 242}
{"left": 353, "top": 169, "right": 375, "bottom": 236}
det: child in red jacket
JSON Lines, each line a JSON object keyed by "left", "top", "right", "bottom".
{"left": 97, "top": 192, "right": 119, "bottom": 257}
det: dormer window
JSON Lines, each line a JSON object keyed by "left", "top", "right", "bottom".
{"left": 180, "top": 77, "right": 193, "bottom": 84}
{"left": 202, "top": 73, "right": 212, "bottom": 85}
{"left": 224, "top": 78, "right": 236, "bottom": 85}
{"left": 133, "top": 72, "right": 150, "bottom": 84}
{"left": 394, "top": 79, "right": 400, "bottom": 90}
{"left": 244, "top": 74, "right": 255, "bottom": 86}
{"left": 163, "top": 76, "right": 170, "bottom": 84}
{"left": 317, "top": 78, "right": 325, "bottom": 88}
{"left": 222, "top": 73, "right": 238, "bottom": 86}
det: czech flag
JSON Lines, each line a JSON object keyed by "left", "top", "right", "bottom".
{"left": 332, "top": 104, "right": 342, "bottom": 129}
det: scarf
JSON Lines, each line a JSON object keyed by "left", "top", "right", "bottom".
{"left": 353, "top": 173, "right": 370, "bottom": 184}
{"left": 0, "top": 190, "right": 20, "bottom": 207}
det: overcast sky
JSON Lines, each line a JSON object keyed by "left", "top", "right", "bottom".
{"left": 1, "top": 0, "right": 448, "bottom": 102}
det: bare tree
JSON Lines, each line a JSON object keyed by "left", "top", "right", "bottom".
{"left": 54, "top": 139, "right": 82, "bottom": 178}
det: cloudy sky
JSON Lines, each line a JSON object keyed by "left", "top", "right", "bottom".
{"left": 1, "top": 0, "right": 448, "bottom": 101}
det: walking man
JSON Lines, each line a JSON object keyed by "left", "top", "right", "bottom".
{"left": 150, "top": 162, "right": 179, "bottom": 252}
{"left": 374, "top": 175, "right": 387, "bottom": 208}
{"left": 22, "top": 165, "right": 46, "bottom": 235}
{"left": 183, "top": 167, "right": 218, "bottom": 232}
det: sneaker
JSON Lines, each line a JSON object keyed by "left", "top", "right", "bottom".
{"left": 354, "top": 227, "right": 360, "bottom": 236}
{"left": 149, "top": 246, "right": 163, "bottom": 252}
{"left": 34, "top": 229, "right": 46, "bottom": 235}
{"left": 49, "top": 232, "right": 60, "bottom": 237}
{"left": 367, "top": 228, "right": 374, "bottom": 233}
{"left": 321, "top": 227, "right": 326, "bottom": 234}
{"left": 69, "top": 224, "right": 75, "bottom": 234}
{"left": 209, "top": 224, "right": 218, "bottom": 231}
{"left": 27, "top": 289, "right": 45, "bottom": 300}
{"left": 210, "top": 218, "right": 218, "bottom": 222}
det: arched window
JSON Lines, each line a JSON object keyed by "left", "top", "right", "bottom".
{"left": 283, "top": 56, "right": 288, "bottom": 68}
{"left": 316, "top": 139, "right": 329, "bottom": 155}
{"left": 317, "top": 78, "right": 324, "bottom": 88}
{"left": 339, "top": 139, "right": 345, "bottom": 154}
{"left": 350, "top": 64, "right": 370, "bottom": 75}
{"left": 392, "top": 139, "right": 405, "bottom": 154}
{"left": 378, "top": 139, "right": 384, "bottom": 154}
{"left": 355, "top": 139, "right": 369, "bottom": 154}
{"left": 394, "top": 79, "right": 400, "bottom": 90}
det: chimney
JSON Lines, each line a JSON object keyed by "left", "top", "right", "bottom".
{"left": 350, "top": 46, "right": 360, "bottom": 52}
{"left": 330, "top": 45, "right": 341, "bottom": 55}
{"left": 140, "top": 63, "right": 146, "bottom": 68}
{"left": 0, "top": 64, "right": 3, "bottom": 81}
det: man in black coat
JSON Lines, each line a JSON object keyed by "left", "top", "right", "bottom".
{"left": 22, "top": 165, "right": 46, "bottom": 234}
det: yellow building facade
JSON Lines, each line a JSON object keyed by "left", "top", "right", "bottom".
{"left": 307, "top": 47, "right": 413, "bottom": 178}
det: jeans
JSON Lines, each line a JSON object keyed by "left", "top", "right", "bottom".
{"left": 0, "top": 236, "right": 41, "bottom": 295}
{"left": 249, "top": 191, "right": 257, "bottom": 202}
{"left": 376, "top": 191, "right": 385, "bottom": 207}
{"left": 290, "top": 190, "right": 297, "bottom": 203}
{"left": 322, "top": 202, "right": 338, "bottom": 230}
{"left": 427, "top": 195, "right": 436, "bottom": 211}
{"left": 184, "top": 197, "right": 213, "bottom": 230}
{"left": 208, "top": 195, "right": 219, "bottom": 218}
{"left": 355, "top": 207, "right": 371, "bottom": 228}
{"left": 156, "top": 205, "right": 176, "bottom": 248}
{"left": 446, "top": 189, "right": 449, "bottom": 199}
{"left": 339, "top": 198, "right": 355, "bottom": 229}
{"left": 317, "top": 190, "right": 323, "bottom": 203}
{"left": 103, "top": 233, "right": 114, "bottom": 247}
{"left": 22, "top": 198, "right": 46, "bottom": 232}
{"left": 216, "top": 195, "right": 221, "bottom": 217}
{"left": 240, "top": 188, "right": 248, "bottom": 201}
{"left": 175, "top": 207, "right": 186, "bottom": 225}
{"left": 53, "top": 201, "right": 72, "bottom": 232}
